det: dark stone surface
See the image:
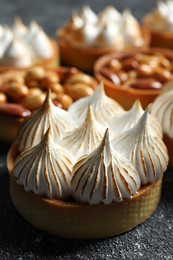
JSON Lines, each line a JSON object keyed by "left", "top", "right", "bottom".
{"left": 0, "top": 0, "right": 173, "bottom": 259}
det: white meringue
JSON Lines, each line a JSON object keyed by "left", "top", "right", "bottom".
{"left": 151, "top": 89, "right": 173, "bottom": 138}
{"left": 112, "top": 108, "right": 168, "bottom": 185}
{"left": 0, "top": 27, "right": 13, "bottom": 58}
{"left": 0, "top": 36, "right": 32, "bottom": 67}
{"left": 98, "top": 6, "right": 121, "bottom": 24}
{"left": 120, "top": 9, "right": 144, "bottom": 47}
{"left": 109, "top": 100, "right": 162, "bottom": 139}
{"left": 71, "top": 129, "right": 140, "bottom": 205}
{"left": 60, "top": 104, "right": 106, "bottom": 159}
{"left": 68, "top": 83, "right": 124, "bottom": 126}
{"left": 12, "top": 17, "right": 28, "bottom": 37}
{"left": 25, "top": 21, "right": 53, "bottom": 59}
{"left": 17, "top": 90, "right": 74, "bottom": 152}
{"left": 14, "top": 129, "right": 74, "bottom": 200}
{"left": 80, "top": 6, "right": 98, "bottom": 25}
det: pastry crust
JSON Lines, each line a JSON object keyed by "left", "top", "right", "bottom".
{"left": 58, "top": 27, "right": 150, "bottom": 73}
{"left": 163, "top": 133, "right": 173, "bottom": 169}
{"left": 94, "top": 48, "right": 173, "bottom": 110}
{"left": 0, "top": 115, "right": 24, "bottom": 143}
{"left": 7, "top": 143, "right": 162, "bottom": 239}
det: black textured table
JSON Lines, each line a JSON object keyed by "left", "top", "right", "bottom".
{"left": 0, "top": 1, "right": 173, "bottom": 259}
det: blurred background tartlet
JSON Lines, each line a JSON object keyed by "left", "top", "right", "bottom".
{"left": 0, "top": 66, "right": 97, "bottom": 143}
{"left": 57, "top": 6, "right": 150, "bottom": 72}
{"left": 94, "top": 47, "right": 173, "bottom": 109}
{"left": 0, "top": 18, "right": 58, "bottom": 70}
{"left": 142, "top": 0, "right": 173, "bottom": 49}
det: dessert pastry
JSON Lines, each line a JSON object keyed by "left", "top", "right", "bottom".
{"left": 0, "top": 18, "right": 58, "bottom": 69}
{"left": 94, "top": 47, "right": 173, "bottom": 109}
{"left": 142, "top": 0, "right": 173, "bottom": 49}
{"left": 57, "top": 6, "right": 149, "bottom": 72}
{"left": 7, "top": 91, "right": 168, "bottom": 239}
{"left": 0, "top": 66, "right": 97, "bottom": 143}
{"left": 151, "top": 82, "right": 173, "bottom": 168}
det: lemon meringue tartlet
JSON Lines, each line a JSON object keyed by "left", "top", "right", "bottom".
{"left": 143, "top": 0, "right": 173, "bottom": 49}
{"left": 0, "top": 18, "right": 58, "bottom": 70}
{"left": 151, "top": 82, "right": 173, "bottom": 168}
{"left": 57, "top": 6, "right": 149, "bottom": 72}
{"left": 0, "top": 66, "right": 97, "bottom": 143}
{"left": 7, "top": 90, "right": 168, "bottom": 239}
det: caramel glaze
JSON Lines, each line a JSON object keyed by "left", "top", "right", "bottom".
{"left": 0, "top": 103, "right": 31, "bottom": 118}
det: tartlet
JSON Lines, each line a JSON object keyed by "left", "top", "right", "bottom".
{"left": 7, "top": 89, "right": 168, "bottom": 239}
{"left": 0, "top": 66, "right": 97, "bottom": 143}
{"left": 0, "top": 18, "right": 58, "bottom": 70}
{"left": 94, "top": 47, "right": 173, "bottom": 109}
{"left": 57, "top": 6, "right": 149, "bottom": 72}
{"left": 142, "top": 0, "right": 173, "bottom": 49}
{"left": 151, "top": 81, "right": 173, "bottom": 168}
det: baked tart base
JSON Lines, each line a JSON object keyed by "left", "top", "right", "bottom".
{"left": 7, "top": 143, "right": 162, "bottom": 239}
{"left": 163, "top": 133, "right": 173, "bottom": 169}
{"left": 0, "top": 114, "right": 24, "bottom": 143}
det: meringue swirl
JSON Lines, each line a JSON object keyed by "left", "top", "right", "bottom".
{"left": 110, "top": 100, "right": 162, "bottom": 139}
{"left": 151, "top": 89, "right": 173, "bottom": 138}
{"left": 17, "top": 90, "right": 74, "bottom": 152}
{"left": 71, "top": 129, "right": 140, "bottom": 205}
{"left": 14, "top": 129, "right": 74, "bottom": 200}
{"left": 60, "top": 104, "right": 106, "bottom": 159}
{"left": 112, "top": 108, "right": 168, "bottom": 185}
{"left": 68, "top": 83, "right": 124, "bottom": 126}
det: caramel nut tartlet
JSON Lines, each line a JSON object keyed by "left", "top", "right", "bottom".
{"left": 57, "top": 6, "right": 149, "bottom": 72}
{"left": 94, "top": 47, "right": 173, "bottom": 109}
{"left": 0, "top": 66, "right": 97, "bottom": 143}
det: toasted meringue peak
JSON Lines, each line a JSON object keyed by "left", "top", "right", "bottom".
{"left": 121, "top": 9, "right": 144, "bottom": 47}
{"left": 17, "top": 90, "right": 74, "bottom": 152}
{"left": 110, "top": 100, "right": 162, "bottom": 139}
{"left": 60, "top": 104, "right": 106, "bottom": 159}
{"left": 14, "top": 129, "right": 74, "bottom": 200}
{"left": 12, "top": 17, "right": 28, "bottom": 37}
{"left": 98, "top": 6, "right": 121, "bottom": 23}
{"left": 71, "top": 129, "right": 140, "bottom": 205}
{"left": 25, "top": 21, "right": 53, "bottom": 59}
{"left": 0, "top": 27, "right": 13, "bottom": 58}
{"left": 80, "top": 6, "right": 98, "bottom": 25}
{"left": 151, "top": 89, "right": 173, "bottom": 138}
{"left": 0, "top": 36, "right": 32, "bottom": 67}
{"left": 112, "top": 108, "right": 168, "bottom": 185}
{"left": 96, "top": 20, "right": 123, "bottom": 48}
{"left": 68, "top": 83, "right": 124, "bottom": 126}
{"left": 69, "top": 12, "right": 83, "bottom": 29}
